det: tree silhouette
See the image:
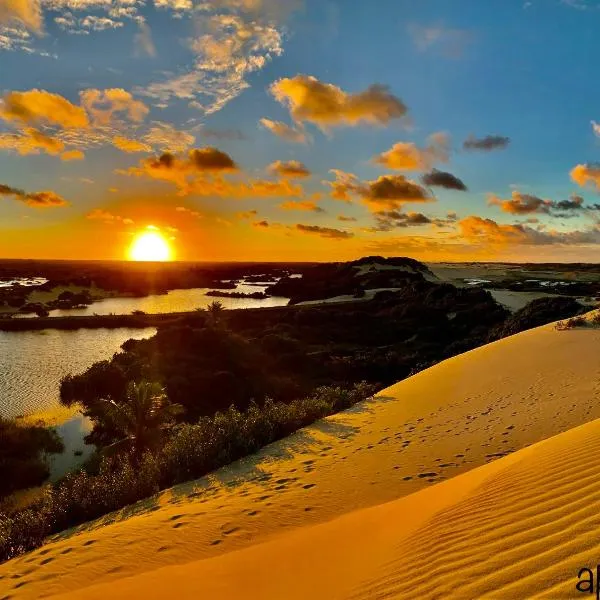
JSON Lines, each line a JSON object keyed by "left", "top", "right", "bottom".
{"left": 206, "top": 300, "right": 225, "bottom": 326}
{"left": 101, "top": 381, "right": 183, "bottom": 456}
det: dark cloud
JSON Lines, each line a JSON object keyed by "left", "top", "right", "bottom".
{"left": 0, "top": 183, "right": 68, "bottom": 208}
{"left": 188, "top": 147, "right": 238, "bottom": 171}
{"left": 253, "top": 220, "right": 270, "bottom": 228}
{"left": 422, "top": 169, "right": 467, "bottom": 191}
{"left": 363, "top": 175, "right": 432, "bottom": 210}
{"left": 295, "top": 224, "right": 354, "bottom": 239}
{"left": 463, "top": 135, "right": 510, "bottom": 152}
{"left": 269, "top": 160, "right": 311, "bottom": 178}
{"left": 337, "top": 214, "right": 357, "bottom": 222}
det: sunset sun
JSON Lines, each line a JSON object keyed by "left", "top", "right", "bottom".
{"left": 128, "top": 229, "right": 172, "bottom": 262}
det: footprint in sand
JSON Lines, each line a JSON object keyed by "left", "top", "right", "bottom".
{"left": 210, "top": 539, "right": 222, "bottom": 546}
{"left": 303, "top": 483, "right": 316, "bottom": 490}
{"left": 83, "top": 540, "right": 96, "bottom": 547}
{"left": 418, "top": 472, "right": 438, "bottom": 479}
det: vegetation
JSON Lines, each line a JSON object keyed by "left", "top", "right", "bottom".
{"left": 489, "top": 297, "right": 584, "bottom": 340}
{"left": 0, "top": 383, "right": 374, "bottom": 563}
{"left": 99, "top": 381, "right": 183, "bottom": 457}
{"left": 0, "top": 418, "right": 64, "bottom": 500}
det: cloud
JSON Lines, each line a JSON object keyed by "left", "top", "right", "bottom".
{"left": 134, "top": 20, "right": 156, "bottom": 57}
{"left": 268, "top": 159, "right": 310, "bottom": 178}
{"left": 337, "top": 214, "right": 357, "bottom": 222}
{"left": 122, "top": 148, "right": 305, "bottom": 198}
{"left": 0, "top": 89, "right": 89, "bottom": 129}
{"left": 237, "top": 209, "right": 258, "bottom": 219}
{"left": 459, "top": 215, "right": 600, "bottom": 245}
{"left": 373, "top": 133, "right": 449, "bottom": 171}
{"left": 253, "top": 219, "right": 270, "bottom": 228}
{"left": 279, "top": 200, "right": 324, "bottom": 212}
{"left": 80, "top": 88, "right": 149, "bottom": 126}
{"left": 61, "top": 149, "right": 84, "bottom": 161}
{"left": 270, "top": 75, "right": 407, "bottom": 130}
{"left": 422, "top": 169, "right": 467, "bottom": 191}
{"left": 362, "top": 175, "right": 432, "bottom": 211}
{"left": 295, "top": 224, "right": 353, "bottom": 239}
{"left": 463, "top": 134, "right": 510, "bottom": 151}
{"left": 0, "top": 127, "right": 64, "bottom": 155}
{"left": 489, "top": 189, "right": 597, "bottom": 215}
{"left": 324, "top": 169, "right": 364, "bottom": 202}
{"left": 409, "top": 23, "right": 472, "bottom": 58}
{"left": 113, "top": 136, "right": 152, "bottom": 153}
{"left": 138, "top": 2, "right": 295, "bottom": 116}
{"left": 143, "top": 122, "right": 195, "bottom": 152}
{"left": 571, "top": 163, "right": 600, "bottom": 190}
{"left": 368, "top": 209, "right": 434, "bottom": 231}
{"left": 0, "top": 183, "right": 68, "bottom": 207}
{"left": 259, "top": 118, "right": 307, "bottom": 143}
{"left": 0, "top": 0, "right": 42, "bottom": 32}
{"left": 175, "top": 206, "right": 202, "bottom": 218}
{"left": 86, "top": 208, "right": 133, "bottom": 225}
{"left": 324, "top": 170, "right": 432, "bottom": 211}
{"left": 123, "top": 147, "right": 238, "bottom": 190}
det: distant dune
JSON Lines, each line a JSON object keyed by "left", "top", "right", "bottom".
{"left": 2, "top": 318, "right": 600, "bottom": 598}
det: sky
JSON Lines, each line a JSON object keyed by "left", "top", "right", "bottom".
{"left": 2, "top": 0, "right": 600, "bottom": 262}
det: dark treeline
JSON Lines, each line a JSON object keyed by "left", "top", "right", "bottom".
{"left": 0, "top": 259, "right": 316, "bottom": 297}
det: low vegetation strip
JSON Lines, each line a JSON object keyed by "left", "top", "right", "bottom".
{"left": 0, "top": 383, "right": 375, "bottom": 563}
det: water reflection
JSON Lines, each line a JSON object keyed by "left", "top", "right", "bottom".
{"left": 0, "top": 328, "right": 156, "bottom": 418}
{"left": 31, "top": 283, "right": 289, "bottom": 318}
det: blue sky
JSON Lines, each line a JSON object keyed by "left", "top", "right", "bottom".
{"left": 1, "top": 0, "right": 600, "bottom": 261}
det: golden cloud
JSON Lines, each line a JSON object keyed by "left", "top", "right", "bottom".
{"left": 279, "top": 199, "right": 324, "bottom": 212}
{"left": 268, "top": 159, "right": 310, "bottom": 178}
{"left": 373, "top": 133, "right": 449, "bottom": 171}
{"left": 122, "top": 148, "right": 304, "bottom": 198}
{"left": 61, "top": 149, "right": 85, "bottom": 161}
{"left": 86, "top": 208, "right": 134, "bottom": 225}
{"left": 324, "top": 170, "right": 432, "bottom": 211}
{"left": 0, "top": 0, "right": 42, "bottom": 32}
{"left": 0, "top": 127, "right": 64, "bottom": 156}
{"left": 571, "top": 163, "right": 600, "bottom": 190}
{"left": 80, "top": 88, "right": 149, "bottom": 126}
{"left": 259, "top": 118, "right": 307, "bottom": 143}
{"left": 113, "top": 136, "right": 152, "bottom": 153}
{"left": 0, "top": 89, "right": 89, "bottom": 129}
{"left": 270, "top": 75, "right": 407, "bottom": 130}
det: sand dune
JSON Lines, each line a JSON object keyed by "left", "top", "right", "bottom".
{"left": 64, "top": 415, "right": 600, "bottom": 599}
{"left": 2, "top": 320, "right": 600, "bottom": 598}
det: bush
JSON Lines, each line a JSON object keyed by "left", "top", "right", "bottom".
{"left": 0, "top": 418, "right": 64, "bottom": 499}
{"left": 0, "top": 383, "right": 375, "bottom": 563}
{"left": 556, "top": 316, "right": 588, "bottom": 330}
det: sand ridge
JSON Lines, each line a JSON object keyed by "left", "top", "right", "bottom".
{"left": 1, "top": 320, "right": 600, "bottom": 598}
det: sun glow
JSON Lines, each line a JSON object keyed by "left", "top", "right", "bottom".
{"left": 128, "top": 229, "right": 172, "bottom": 261}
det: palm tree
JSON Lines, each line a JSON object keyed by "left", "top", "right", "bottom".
{"left": 101, "top": 380, "right": 183, "bottom": 456}
{"left": 206, "top": 300, "right": 225, "bottom": 326}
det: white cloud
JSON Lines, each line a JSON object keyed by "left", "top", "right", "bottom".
{"left": 137, "top": 1, "right": 295, "bottom": 115}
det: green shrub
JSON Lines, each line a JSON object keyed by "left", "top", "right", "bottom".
{"left": 0, "top": 383, "right": 376, "bottom": 563}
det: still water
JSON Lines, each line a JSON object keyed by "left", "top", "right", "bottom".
{"left": 1, "top": 283, "right": 290, "bottom": 475}
{"left": 35, "top": 283, "right": 289, "bottom": 318}
{"left": 0, "top": 328, "right": 156, "bottom": 419}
